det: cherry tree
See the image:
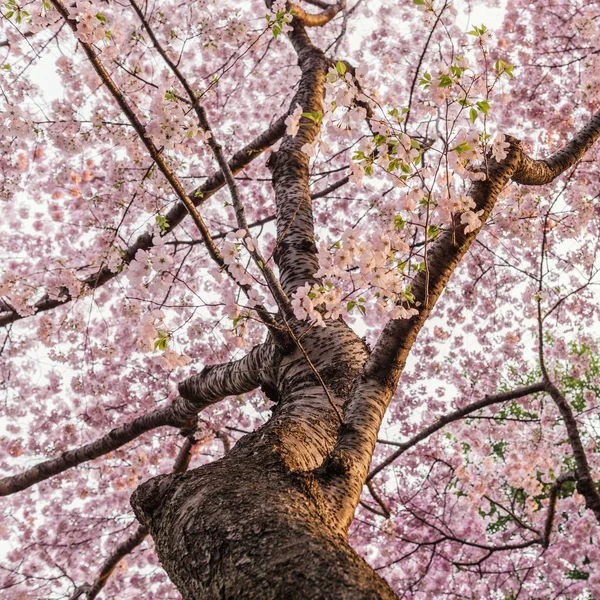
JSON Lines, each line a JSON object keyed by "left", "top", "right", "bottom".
{"left": 1, "top": 0, "right": 600, "bottom": 597}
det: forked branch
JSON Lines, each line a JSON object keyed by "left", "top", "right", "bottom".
{"left": 290, "top": 0, "right": 345, "bottom": 27}
{"left": 326, "top": 104, "right": 600, "bottom": 529}
{"left": 367, "top": 382, "right": 546, "bottom": 481}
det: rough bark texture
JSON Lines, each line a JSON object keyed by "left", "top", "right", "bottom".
{"left": 132, "top": 321, "right": 397, "bottom": 600}
{"left": 132, "top": 447, "right": 396, "bottom": 600}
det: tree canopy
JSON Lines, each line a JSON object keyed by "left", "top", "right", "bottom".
{"left": 1, "top": 0, "right": 600, "bottom": 598}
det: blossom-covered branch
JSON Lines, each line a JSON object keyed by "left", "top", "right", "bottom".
{"left": 542, "top": 472, "right": 576, "bottom": 548}
{"left": 128, "top": 0, "right": 292, "bottom": 315}
{"left": 0, "top": 116, "right": 285, "bottom": 328}
{"left": 366, "top": 382, "right": 546, "bottom": 482}
{"left": 324, "top": 102, "right": 600, "bottom": 528}
{"left": 47, "top": 0, "right": 284, "bottom": 337}
{"left": 0, "top": 344, "right": 275, "bottom": 495}
{"left": 289, "top": 0, "right": 345, "bottom": 27}
{"left": 513, "top": 108, "right": 600, "bottom": 185}
{"left": 49, "top": 0, "right": 225, "bottom": 272}
{"left": 543, "top": 380, "right": 600, "bottom": 523}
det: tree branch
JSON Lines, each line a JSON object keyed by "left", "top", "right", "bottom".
{"left": 175, "top": 341, "right": 278, "bottom": 422}
{"left": 366, "top": 382, "right": 546, "bottom": 482}
{"left": 365, "top": 480, "right": 390, "bottom": 518}
{"left": 320, "top": 139, "right": 526, "bottom": 529}
{"left": 321, "top": 104, "right": 600, "bottom": 529}
{"left": 266, "top": 19, "right": 328, "bottom": 296}
{"left": 49, "top": 0, "right": 224, "bottom": 270}
{"left": 289, "top": 0, "right": 345, "bottom": 27}
{"left": 543, "top": 380, "right": 600, "bottom": 523}
{"left": 542, "top": 472, "right": 576, "bottom": 548}
{"left": 0, "top": 343, "right": 275, "bottom": 495}
{"left": 28, "top": 0, "right": 283, "bottom": 337}
{"left": 512, "top": 108, "right": 600, "bottom": 185}
{"left": 128, "top": 0, "right": 292, "bottom": 317}
{"left": 0, "top": 405, "right": 177, "bottom": 497}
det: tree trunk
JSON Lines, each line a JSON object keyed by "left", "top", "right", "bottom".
{"left": 132, "top": 322, "right": 398, "bottom": 599}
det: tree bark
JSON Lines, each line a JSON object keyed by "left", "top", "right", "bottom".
{"left": 132, "top": 321, "right": 397, "bottom": 599}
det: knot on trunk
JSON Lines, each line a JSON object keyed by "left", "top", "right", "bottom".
{"left": 318, "top": 449, "right": 353, "bottom": 478}
{"left": 131, "top": 472, "right": 179, "bottom": 527}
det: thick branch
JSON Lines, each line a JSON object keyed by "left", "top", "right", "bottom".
{"left": 320, "top": 140, "right": 525, "bottom": 530}
{"left": 290, "top": 0, "right": 345, "bottom": 27}
{"left": 0, "top": 344, "right": 274, "bottom": 495}
{"left": 542, "top": 472, "right": 576, "bottom": 548}
{"left": 266, "top": 20, "right": 328, "bottom": 296}
{"left": 512, "top": 108, "right": 600, "bottom": 185}
{"left": 366, "top": 382, "right": 546, "bottom": 482}
{"left": 175, "top": 342, "right": 278, "bottom": 422}
{"left": 0, "top": 405, "right": 176, "bottom": 497}
{"left": 321, "top": 104, "right": 600, "bottom": 529}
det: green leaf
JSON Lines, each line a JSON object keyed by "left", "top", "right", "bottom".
{"left": 155, "top": 215, "right": 170, "bottom": 232}
{"left": 357, "top": 304, "right": 366, "bottom": 315}
{"left": 413, "top": 0, "right": 425, "bottom": 4}
{"left": 96, "top": 12, "right": 107, "bottom": 22}
{"left": 476, "top": 99, "right": 490, "bottom": 115}
{"left": 336, "top": 60, "right": 347, "bottom": 76}
{"left": 302, "top": 111, "right": 323, "bottom": 124}
{"left": 153, "top": 331, "right": 170, "bottom": 351}
{"left": 438, "top": 74, "right": 453, "bottom": 88}
{"left": 469, "top": 107, "right": 478, "bottom": 123}
{"left": 347, "top": 300, "right": 356, "bottom": 312}
{"left": 454, "top": 141, "right": 473, "bottom": 155}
